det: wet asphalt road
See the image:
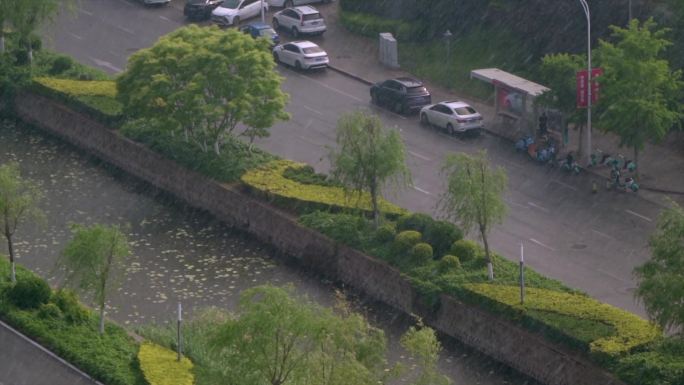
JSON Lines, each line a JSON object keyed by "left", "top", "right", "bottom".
{"left": 39, "top": 0, "right": 663, "bottom": 317}
{"left": 0, "top": 121, "right": 539, "bottom": 385}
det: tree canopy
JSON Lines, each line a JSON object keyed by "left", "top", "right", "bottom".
{"left": 595, "top": 18, "right": 683, "bottom": 167}
{"left": 634, "top": 201, "right": 684, "bottom": 333}
{"left": 117, "top": 25, "right": 289, "bottom": 155}
{"left": 439, "top": 150, "right": 507, "bottom": 280}
{"left": 328, "top": 111, "right": 411, "bottom": 227}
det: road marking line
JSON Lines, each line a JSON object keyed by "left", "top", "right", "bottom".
{"left": 68, "top": 32, "right": 84, "bottom": 40}
{"left": 297, "top": 135, "right": 322, "bottom": 146}
{"left": 159, "top": 15, "right": 173, "bottom": 22}
{"left": 529, "top": 238, "right": 556, "bottom": 252}
{"left": 88, "top": 56, "right": 123, "bottom": 73}
{"left": 551, "top": 179, "right": 578, "bottom": 191}
{"left": 505, "top": 199, "right": 528, "bottom": 209}
{"left": 78, "top": 9, "right": 94, "bottom": 16}
{"left": 527, "top": 201, "right": 549, "bottom": 213}
{"left": 625, "top": 209, "right": 652, "bottom": 222}
{"left": 296, "top": 73, "right": 364, "bottom": 102}
{"left": 116, "top": 25, "right": 135, "bottom": 35}
{"left": 412, "top": 186, "right": 433, "bottom": 196}
{"left": 408, "top": 150, "right": 431, "bottom": 161}
{"left": 302, "top": 105, "right": 323, "bottom": 115}
{"left": 591, "top": 229, "right": 616, "bottom": 241}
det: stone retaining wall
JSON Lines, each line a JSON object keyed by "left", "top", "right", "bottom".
{"left": 14, "top": 91, "right": 625, "bottom": 385}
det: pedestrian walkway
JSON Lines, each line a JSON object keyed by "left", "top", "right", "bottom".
{"left": 319, "top": 3, "right": 684, "bottom": 204}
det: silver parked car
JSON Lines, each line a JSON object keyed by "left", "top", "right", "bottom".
{"left": 272, "top": 40, "right": 328, "bottom": 70}
{"left": 211, "top": 0, "right": 268, "bottom": 27}
{"left": 420, "top": 101, "right": 484, "bottom": 135}
{"left": 267, "top": 0, "right": 331, "bottom": 8}
{"left": 272, "top": 6, "right": 326, "bottom": 37}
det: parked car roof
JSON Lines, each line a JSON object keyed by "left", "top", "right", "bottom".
{"left": 394, "top": 77, "right": 423, "bottom": 87}
{"left": 290, "top": 40, "right": 318, "bottom": 48}
{"left": 293, "top": 5, "right": 319, "bottom": 14}
{"left": 247, "top": 21, "right": 272, "bottom": 29}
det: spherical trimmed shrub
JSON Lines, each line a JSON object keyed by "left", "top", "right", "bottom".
{"left": 410, "top": 242, "right": 433, "bottom": 265}
{"left": 439, "top": 255, "right": 461, "bottom": 273}
{"left": 49, "top": 56, "right": 74, "bottom": 75}
{"left": 52, "top": 289, "right": 90, "bottom": 325}
{"left": 374, "top": 224, "right": 396, "bottom": 243}
{"left": 393, "top": 230, "right": 422, "bottom": 254}
{"left": 396, "top": 213, "right": 433, "bottom": 233}
{"left": 424, "top": 220, "right": 463, "bottom": 258}
{"left": 38, "top": 302, "right": 63, "bottom": 320}
{"left": 450, "top": 239, "right": 481, "bottom": 262}
{"left": 8, "top": 276, "right": 52, "bottom": 309}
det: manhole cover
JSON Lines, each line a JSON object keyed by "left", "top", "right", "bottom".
{"left": 571, "top": 244, "right": 587, "bottom": 249}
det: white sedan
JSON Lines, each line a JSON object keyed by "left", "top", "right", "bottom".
{"left": 272, "top": 41, "right": 328, "bottom": 70}
{"left": 211, "top": 0, "right": 268, "bottom": 27}
{"left": 420, "top": 101, "right": 484, "bottom": 135}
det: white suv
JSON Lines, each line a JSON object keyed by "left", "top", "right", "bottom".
{"left": 211, "top": 0, "right": 268, "bottom": 27}
{"left": 272, "top": 6, "right": 326, "bottom": 37}
{"left": 272, "top": 40, "right": 329, "bottom": 70}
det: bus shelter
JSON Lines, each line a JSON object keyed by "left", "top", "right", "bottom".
{"left": 470, "top": 68, "right": 552, "bottom": 141}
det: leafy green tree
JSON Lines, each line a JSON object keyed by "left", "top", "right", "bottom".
{"left": 595, "top": 18, "right": 683, "bottom": 172}
{"left": 57, "top": 223, "right": 130, "bottom": 334}
{"left": 400, "top": 323, "right": 451, "bottom": 385}
{"left": 8, "top": 0, "right": 64, "bottom": 64}
{"left": 0, "top": 162, "right": 43, "bottom": 283}
{"left": 210, "top": 285, "right": 393, "bottom": 385}
{"left": 117, "top": 25, "right": 289, "bottom": 155}
{"left": 538, "top": 53, "right": 586, "bottom": 152}
{"left": 634, "top": 200, "right": 684, "bottom": 333}
{"left": 328, "top": 111, "right": 411, "bottom": 227}
{"left": 439, "top": 150, "right": 507, "bottom": 280}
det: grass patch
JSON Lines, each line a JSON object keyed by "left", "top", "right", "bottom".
{"left": 139, "top": 342, "right": 195, "bottom": 385}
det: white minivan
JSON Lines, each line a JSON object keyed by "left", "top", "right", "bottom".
{"left": 211, "top": 0, "right": 268, "bottom": 27}
{"left": 272, "top": 6, "right": 326, "bottom": 37}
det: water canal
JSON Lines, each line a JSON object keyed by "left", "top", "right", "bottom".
{"left": 0, "top": 120, "right": 537, "bottom": 385}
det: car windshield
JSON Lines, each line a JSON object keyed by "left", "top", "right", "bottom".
{"left": 259, "top": 29, "right": 277, "bottom": 38}
{"left": 222, "top": 0, "right": 239, "bottom": 8}
{"left": 454, "top": 106, "right": 477, "bottom": 115}
{"left": 406, "top": 86, "right": 427, "bottom": 95}
{"left": 302, "top": 46, "right": 323, "bottom": 54}
{"left": 302, "top": 13, "right": 322, "bottom": 21}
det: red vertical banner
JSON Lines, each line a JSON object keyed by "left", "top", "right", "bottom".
{"left": 576, "top": 70, "right": 588, "bottom": 108}
{"left": 577, "top": 68, "right": 603, "bottom": 108}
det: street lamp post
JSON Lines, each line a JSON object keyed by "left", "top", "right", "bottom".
{"left": 443, "top": 29, "right": 453, "bottom": 64}
{"left": 579, "top": 0, "right": 592, "bottom": 164}
{"left": 261, "top": 0, "right": 265, "bottom": 23}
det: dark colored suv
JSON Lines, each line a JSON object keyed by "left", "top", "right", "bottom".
{"left": 184, "top": 0, "right": 224, "bottom": 20}
{"left": 370, "top": 77, "right": 432, "bottom": 115}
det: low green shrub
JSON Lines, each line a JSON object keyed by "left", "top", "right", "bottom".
{"left": 282, "top": 164, "right": 341, "bottom": 187}
{"left": 138, "top": 342, "right": 194, "bottom": 385}
{"left": 300, "top": 211, "right": 369, "bottom": 246}
{"left": 424, "top": 220, "right": 463, "bottom": 258}
{"left": 30, "top": 77, "right": 122, "bottom": 125}
{"left": 439, "top": 255, "right": 461, "bottom": 273}
{"left": 374, "top": 223, "right": 396, "bottom": 243}
{"left": 393, "top": 230, "right": 422, "bottom": 254}
{"left": 7, "top": 275, "right": 51, "bottom": 309}
{"left": 52, "top": 289, "right": 90, "bottom": 325}
{"left": 49, "top": 56, "right": 74, "bottom": 75}
{"left": 339, "top": 11, "right": 425, "bottom": 42}
{"left": 37, "top": 302, "right": 62, "bottom": 320}
{"left": 241, "top": 160, "right": 406, "bottom": 217}
{"left": 450, "top": 239, "right": 480, "bottom": 262}
{"left": 616, "top": 338, "right": 684, "bottom": 385}
{"left": 396, "top": 213, "right": 433, "bottom": 233}
{"left": 410, "top": 243, "right": 434, "bottom": 265}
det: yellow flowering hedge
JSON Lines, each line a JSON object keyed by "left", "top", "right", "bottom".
{"left": 31, "top": 77, "right": 122, "bottom": 123}
{"left": 462, "top": 283, "right": 661, "bottom": 360}
{"left": 241, "top": 160, "right": 406, "bottom": 217}
{"left": 138, "top": 342, "right": 194, "bottom": 385}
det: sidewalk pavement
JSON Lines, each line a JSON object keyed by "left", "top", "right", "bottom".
{"left": 319, "top": 2, "right": 684, "bottom": 203}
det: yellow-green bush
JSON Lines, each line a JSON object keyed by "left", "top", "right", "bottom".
{"left": 463, "top": 284, "right": 661, "bottom": 359}
{"left": 240, "top": 160, "right": 406, "bottom": 216}
{"left": 138, "top": 342, "right": 194, "bottom": 385}
{"left": 31, "top": 77, "right": 122, "bottom": 123}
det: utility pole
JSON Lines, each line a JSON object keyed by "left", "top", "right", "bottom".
{"left": 628, "top": 0, "right": 632, "bottom": 22}
{"left": 261, "top": 0, "right": 265, "bottom": 23}
{"left": 177, "top": 302, "right": 183, "bottom": 362}
{"left": 579, "top": 0, "right": 592, "bottom": 165}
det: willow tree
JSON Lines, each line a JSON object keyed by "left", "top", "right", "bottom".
{"left": 58, "top": 224, "right": 130, "bottom": 334}
{"left": 328, "top": 111, "right": 411, "bottom": 227}
{"left": 439, "top": 150, "right": 507, "bottom": 280}
{"left": 0, "top": 162, "right": 43, "bottom": 283}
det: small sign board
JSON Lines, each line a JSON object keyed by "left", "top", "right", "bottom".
{"left": 576, "top": 68, "right": 603, "bottom": 108}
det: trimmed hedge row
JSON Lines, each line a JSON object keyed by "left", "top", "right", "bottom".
{"left": 461, "top": 284, "right": 661, "bottom": 361}
{"left": 241, "top": 159, "right": 406, "bottom": 217}
{"left": 339, "top": 11, "right": 424, "bottom": 42}
{"left": 139, "top": 342, "right": 194, "bottom": 385}
{"left": 30, "top": 77, "right": 122, "bottom": 125}
{"left": 0, "top": 258, "right": 145, "bottom": 385}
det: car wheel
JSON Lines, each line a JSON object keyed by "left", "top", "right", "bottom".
{"left": 273, "top": 52, "right": 280, "bottom": 63}
{"left": 393, "top": 102, "right": 404, "bottom": 115}
{"left": 420, "top": 113, "right": 430, "bottom": 126}
{"left": 233, "top": 16, "right": 240, "bottom": 27}
{"left": 285, "top": 0, "right": 293, "bottom": 7}
{"left": 446, "top": 123, "right": 455, "bottom": 135}
{"left": 371, "top": 91, "right": 379, "bottom": 105}
{"left": 272, "top": 18, "right": 280, "bottom": 30}
{"left": 292, "top": 27, "right": 299, "bottom": 37}
{"left": 295, "top": 60, "right": 302, "bottom": 70}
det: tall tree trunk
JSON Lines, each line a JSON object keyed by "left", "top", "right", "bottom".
{"left": 27, "top": 43, "right": 33, "bottom": 65}
{"left": 370, "top": 179, "right": 379, "bottom": 229}
{"left": 99, "top": 304, "right": 105, "bottom": 334}
{"left": 577, "top": 122, "right": 584, "bottom": 158}
{"left": 5, "top": 224, "right": 15, "bottom": 282}
{"left": 633, "top": 146, "right": 639, "bottom": 179}
{"left": 0, "top": 34, "right": 5, "bottom": 54}
{"left": 480, "top": 225, "right": 494, "bottom": 281}
{"left": 213, "top": 139, "right": 220, "bottom": 155}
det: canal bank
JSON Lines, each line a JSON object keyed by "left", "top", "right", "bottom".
{"left": 0, "top": 117, "right": 535, "bottom": 385}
